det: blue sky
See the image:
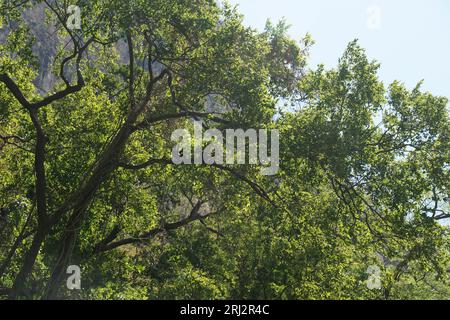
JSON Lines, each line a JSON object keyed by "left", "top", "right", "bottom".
{"left": 228, "top": 0, "right": 450, "bottom": 99}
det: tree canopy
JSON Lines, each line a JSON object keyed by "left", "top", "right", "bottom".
{"left": 0, "top": 0, "right": 448, "bottom": 299}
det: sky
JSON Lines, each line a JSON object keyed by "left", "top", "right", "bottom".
{"left": 228, "top": 0, "right": 450, "bottom": 99}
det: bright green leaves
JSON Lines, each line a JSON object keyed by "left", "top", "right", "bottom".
{"left": 0, "top": 1, "right": 448, "bottom": 300}
{"left": 264, "top": 19, "right": 311, "bottom": 101}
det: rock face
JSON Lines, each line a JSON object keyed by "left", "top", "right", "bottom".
{"left": 23, "top": 3, "right": 58, "bottom": 94}
{"left": 1, "top": 3, "right": 58, "bottom": 93}
{"left": 2, "top": 3, "right": 132, "bottom": 95}
{"left": 1, "top": 3, "right": 224, "bottom": 113}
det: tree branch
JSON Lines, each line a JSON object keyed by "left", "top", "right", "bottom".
{"left": 94, "top": 201, "right": 205, "bottom": 253}
{"left": 0, "top": 39, "right": 92, "bottom": 111}
{"left": 118, "top": 157, "right": 277, "bottom": 208}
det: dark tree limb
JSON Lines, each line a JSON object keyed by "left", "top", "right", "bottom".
{"left": 94, "top": 201, "right": 205, "bottom": 253}
{"left": 118, "top": 156, "right": 278, "bottom": 209}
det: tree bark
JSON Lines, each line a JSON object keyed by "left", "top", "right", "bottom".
{"left": 9, "top": 227, "right": 48, "bottom": 298}
{"left": 43, "top": 206, "right": 85, "bottom": 299}
{"left": 43, "top": 123, "right": 133, "bottom": 299}
{"left": 0, "top": 209, "right": 33, "bottom": 279}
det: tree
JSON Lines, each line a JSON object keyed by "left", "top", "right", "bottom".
{"left": 0, "top": 0, "right": 448, "bottom": 300}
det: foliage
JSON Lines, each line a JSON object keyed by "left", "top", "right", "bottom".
{"left": 0, "top": 0, "right": 448, "bottom": 300}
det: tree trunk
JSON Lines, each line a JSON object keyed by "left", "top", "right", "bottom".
{"left": 9, "top": 227, "right": 48, "bottom": 298}
{"left": 43, "top": 211, "right": 82, "bottom": 299}
{"left": 43, "top": 114, "right": 137, "bottom": 299}
{"left": 0, "top": 210, "right": 32, "bottom": 279}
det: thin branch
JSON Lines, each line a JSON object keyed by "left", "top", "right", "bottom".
{"left": 118, "top": 157, "right": 277, "bottom": 208}
{"left": 117, "top": 158, "right": 172, "bottom": 170}
{"left": 199, "top": 219, "right": 224, "bottom": 237}
{"left": 132, "top": 110, "right": 230, "bottom": 132}
{"left": 126, "top": 29, "right": 136, "bottom": 109}
{"left": 95, "top": 200, "right": 205, "bottom": 253}
{"left": 0, "top": 134, "right": 32, "bottom": 153}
